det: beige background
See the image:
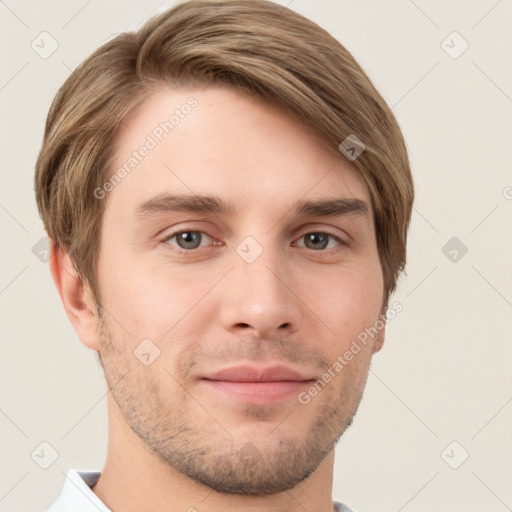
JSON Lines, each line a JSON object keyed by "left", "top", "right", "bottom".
{"left": 1, "top": 0, "right": 511, "bottom": 511}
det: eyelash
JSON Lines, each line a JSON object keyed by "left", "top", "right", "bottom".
{"left": 161, "top": 229, "right": 347, "bottom": 255}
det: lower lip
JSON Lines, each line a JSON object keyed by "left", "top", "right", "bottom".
{"left": 201, "top": 379, "right": 313, "bottom": 402}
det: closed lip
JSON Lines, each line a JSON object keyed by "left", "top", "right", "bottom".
{"left": 201, "top": 364, "right": 315, "bottom": 382}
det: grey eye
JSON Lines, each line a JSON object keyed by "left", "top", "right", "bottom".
{"left": 303, "top": 233, "right": 331, "bottom": 250}
{"left": 174, "top": 231, "right": 203, "bottom": 250}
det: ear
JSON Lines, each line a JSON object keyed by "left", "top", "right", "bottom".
{"left": 49, "top": 242, "right": 101, "bottom": 351}
{"left": 372, "top": 304, "right": 387, "bottom": 354}
{"left": 372, "top": 322, "right": 386, "bottom": 353}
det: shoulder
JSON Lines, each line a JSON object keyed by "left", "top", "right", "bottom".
{"left": 333, "top": 501, "right": 356, "bottom": 512}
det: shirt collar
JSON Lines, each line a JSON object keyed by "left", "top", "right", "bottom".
{"left": 47, "top": 469, "right": 110, "bottom": 512}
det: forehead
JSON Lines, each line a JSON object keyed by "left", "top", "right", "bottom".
{"left": 106, "top": 85, "right": 372, "bottom": 223}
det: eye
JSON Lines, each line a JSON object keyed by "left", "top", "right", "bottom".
{"left": 164, "top": 230, "right": 214, "bottom": 251}
{"left": 295, "top": 232, "right": 345, "bottom": 251}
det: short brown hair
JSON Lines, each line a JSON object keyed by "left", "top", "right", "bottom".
{"left": 34, "top": 0, "right": 414, "bottom": 309}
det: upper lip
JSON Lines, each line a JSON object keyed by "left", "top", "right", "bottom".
{"left": 201, "top": 364, "right": 314, "bottom": 382}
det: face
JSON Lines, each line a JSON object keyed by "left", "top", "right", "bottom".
{"left": 93, "top": 84, "right": 385, "bottom": 494}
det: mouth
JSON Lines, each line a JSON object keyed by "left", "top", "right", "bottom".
{"left": 199, "top": 364, "right": 316, "bottom": 402}
{"left": 200, "top": 379, "right": 314, "bottom": 400}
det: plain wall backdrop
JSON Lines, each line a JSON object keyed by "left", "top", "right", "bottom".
{"left": 1, "top": 0, "right": 511, "bottom": 511}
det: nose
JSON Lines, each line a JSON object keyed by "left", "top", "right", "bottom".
{"left": 219, "top": 243, "right": 302, "bottom": 340}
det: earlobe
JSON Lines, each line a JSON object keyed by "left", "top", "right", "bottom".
{"left": 49, "top": 242, "right": 101, "bottom": 351}
{"left": 372, "top": 304, "right": 387, "bottom": 354}
{"left": 373, "top": 324, "right": 385, "bottom": 353}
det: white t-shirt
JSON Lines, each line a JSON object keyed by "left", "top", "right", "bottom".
{"left": 47, "top": 469, "right": 355, "bottom": 512}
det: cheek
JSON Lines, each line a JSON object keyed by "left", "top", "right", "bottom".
{"left": 317, "top": 263, "right": 384, "bottom": 342}
{"left": 98, "top": 254, "right": 219, "bottom": 338}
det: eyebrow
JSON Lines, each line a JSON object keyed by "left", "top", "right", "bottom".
{"left": 294, "top": 197, "right": 369, "bottom": 218}
{"left": 135, "top": 193, "right": 237, "bottom": 218}
{"left": 135, "top": 193, "right": 370, "bottom": 220}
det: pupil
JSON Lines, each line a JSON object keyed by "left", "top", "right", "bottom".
{"left": 178, "top": 232, "right": 200, "bottom": 249}
{"left": 306, "top": 233, "right": 328, "bottom": 250}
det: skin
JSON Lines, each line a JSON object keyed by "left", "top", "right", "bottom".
{"left": 51, "top": 84, "right": 386, "bottom": 512}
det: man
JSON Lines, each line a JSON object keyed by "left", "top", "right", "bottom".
{"left": 35, "top": 0, "right": 414, "bottom": 511}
